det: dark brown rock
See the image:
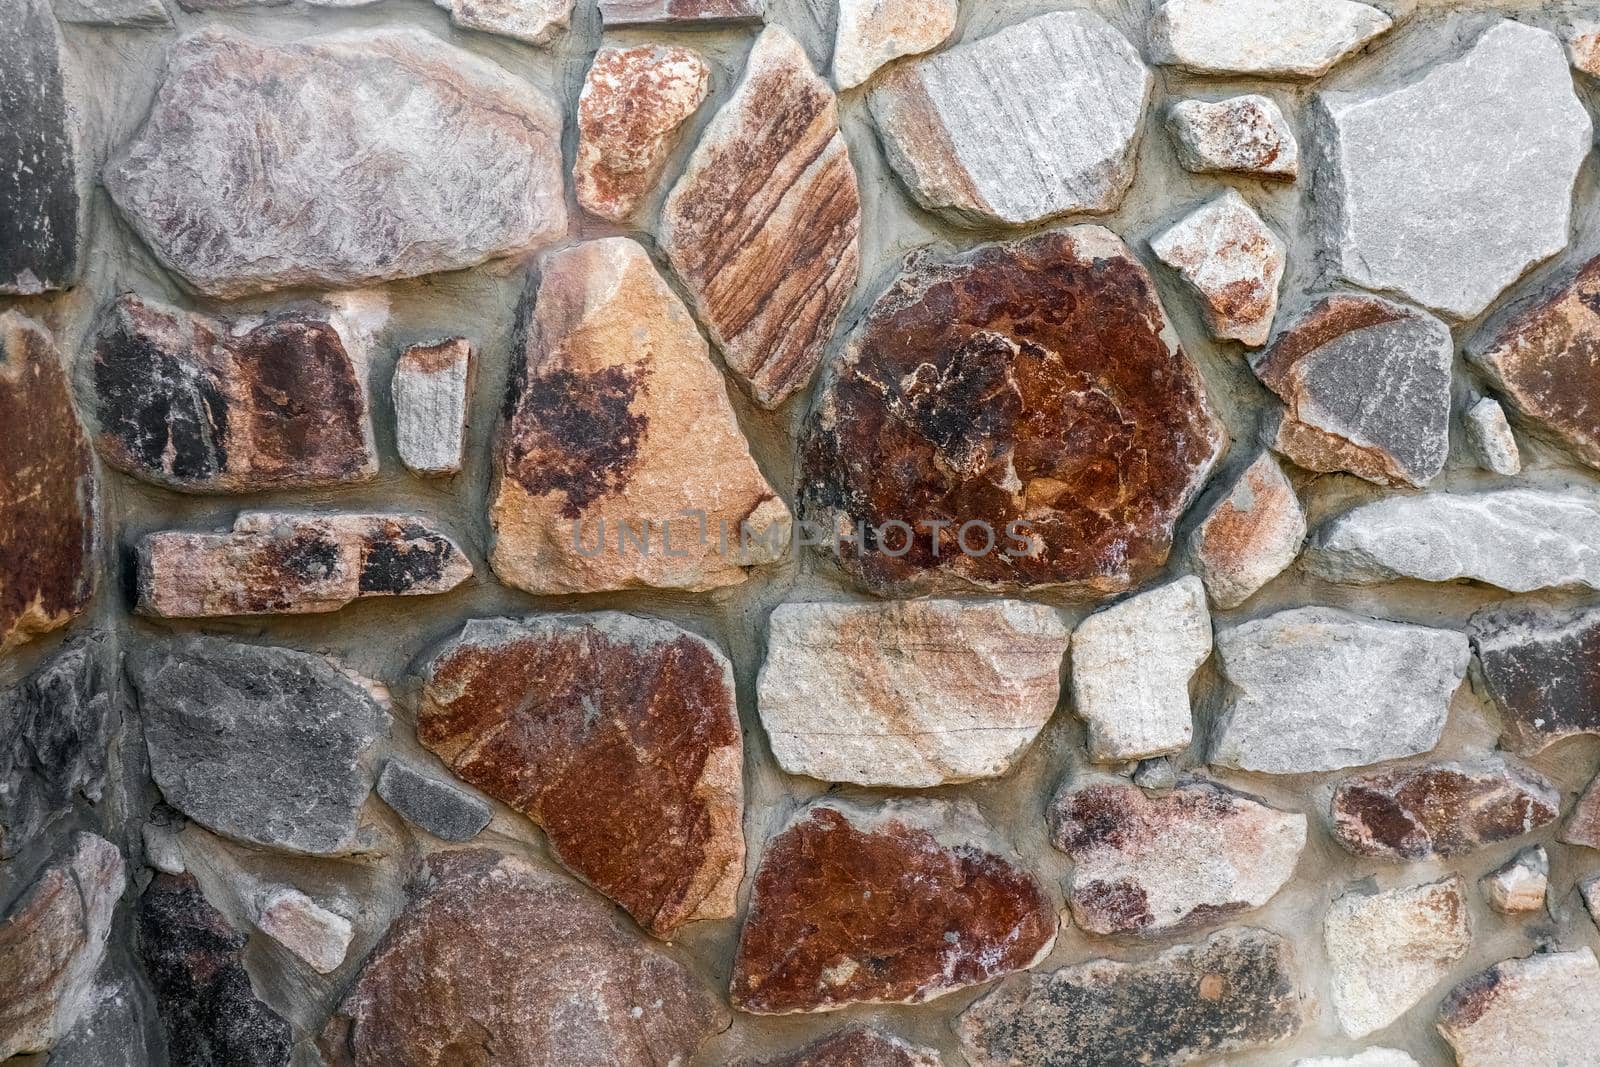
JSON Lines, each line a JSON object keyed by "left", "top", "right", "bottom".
{"left": 319, "top": 849, "right": 726, "bottom": 1067}
{"left": 799, "top": 226, "right": 1224, "bottom": 596}
{"left": 1470, "top": 601, "right": 1600, "bottom": 755}
{"left": 1329, "top": 758, "right": 1560, "bottom": 860}
{"left": 598, "top": 0, "right": 762, "bottom": 26}
{"left": 418, "top": 613, "right": 744, "bottom": 937}
{"left": 738, "top": 1027, "right": 942, "bottom": 1066}
{"left": 1, "top": 0, "right": 79, "bottom": 294}
{"left": 730, "top": 798, "right": 1056, "bottom": 1014}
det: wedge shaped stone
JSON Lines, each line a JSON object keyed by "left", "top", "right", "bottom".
{"left": 1438, "top": 949, "right": 1600, "bottom": 1066}
{"left": 1471, "top": 601, "right": 1600, "bottom": 755}
{"left": 1463, "top": 396, "right": 1521, "bottom": 476}
{"left": 1330, "top": 757, "right": 1559, "bottom": 860}
{"left": 1151, "top": 189, "right": 1285, "bottom": 347}
{"left": 1185, "top": 451, "right": 1306, "bottom": 609}
{"left": 1149, "top": 0, "right": 1389, "bottom": 78}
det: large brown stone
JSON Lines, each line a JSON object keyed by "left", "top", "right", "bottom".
{"left": 799, "top": 226, "right": 1225, "bottom": 597}
{"left": 489, "top": 238, "right": 789, "bottom": 594}
{"left": 1437, "top": 949, "right": 1600, "bottom": 1066}
{"left": 418, "top": 613, "right": 743, "bottom": 937}
{"left": 730, "top": 798, "right": 1056, "bottom": 1014}
{"left": 320, "top": 849, "right": 725, "bottom": 1066}
{"left": 738, "top": 1027, "right": 942, "bottom": 1067}
{"left": 1471, "top": 601, "right": 1600, "bottom": 755}
{"left": 0, "top": 313, "right": 95, "bottom": 650}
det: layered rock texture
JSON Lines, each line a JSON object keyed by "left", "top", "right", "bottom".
{"left": 1149, "top": 0, "right": 1390, "bottom": 77}
{"left": 1438, "top": 949, "right": 1600, "bottom": 1065}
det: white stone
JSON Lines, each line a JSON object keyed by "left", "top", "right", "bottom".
{"left": 1294, "top": 1051, "right": 1421, "bottom": 1067}
{"left": 1070, "top": 576, "right": 1211, "bottom": 762}
{"left": 1438, "top": 949, "right": 1600, "bottom": 1066}
{"left": 141, "top": 823, "right": 185, "bottom": 875}
{"left": 1464, "top": 397, "right": 1522, "bottom": 476}
{"left": 1483, "top": 846, "right": 1547, "bottom": 914}
{"left": 53, "top": 0, "right": 168, "bottom": 24}
{"left": 255, "top": 885, "right": 354, "bottom": 975}
{"left": 1149, "top": 0, "right": 1390, "bottom": 78}
{"left": 393, "top": 338, "right": 471, "bottom": 477}
{"left": 833, "top": 0, "right": 957, "bottom": 90}
{"left": 1311, "top": 21, "right": 1592, "bottom": 319}
{"left": 1167, "top": 95, "right": 1299, "bottom": 180}
{"left": 1151, "top": 189, "right": 1285, "bottom": 347}
{"left": 432, "top": 0, "right": 572, "bottom": 45}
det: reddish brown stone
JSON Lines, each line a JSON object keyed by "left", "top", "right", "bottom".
{"left": 0, "top": 312, "right": 95, "bottom": 650}
{"left": 730, "top": 798, "right": 1056, "bottom": 1014}
{"left": 738, "top": 1026, "right": 941, "bottom": 1066}
{"left": 1437, "top": 949, "right": 1600, "bottom": 1065}
{"left": 1329, "top": 758, "right": 1560, "bottom": 860}
{"left": 418, "top": 613, "right": 743, "bottom": 937}
{"left": 320, "top": 849, "right": 726, "bottom": 1067}
{"left": 799, "top": 226, "right": 1224, "bottom": 596}
{"left": 1471, "top": 602, "right": 1600, "bottom": 755}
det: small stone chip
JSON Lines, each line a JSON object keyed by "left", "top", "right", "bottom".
{"left": 1167, "top": 95, "right": 1298, "bottom": 180}
{"left": 255, "top": 885, "right": 353, "bottom": 975}
{"left": 393, "top": 338, "right": 471, "bottom": 477}
{"left": 1463, "top": 396, "right": 1522, "bottom": 476}
{"left": 1482, "top": 846, "right": 1548, "bottom": 914}
{"left": 1186, "top": 452, "right": 1306, "bottom": 609}
{"left": 375, "top": 760, "right": 492, "bottom": 842}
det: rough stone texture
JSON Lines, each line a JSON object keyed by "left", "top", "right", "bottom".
{"left": 1311, "top": 20, "right": 1592, "bottom": 320}
{"left": 489, "top": 238, "right": 789, "bottom": 594}
{"left": 1167, "top": 95, "right": 1299, "bottom": 180}
{"left": 432, "top": 0, "right": 570, "bottom": 44}
{"left": 0, "top": 834, "right": 125, "bottom": 1060}
{"left": 599, "top": 0, "right": 761, "bottom": 24}
{"left": 1330, "top": 757, "right": 1560, "bottom": 860}
{"left": 1573, "top": 25, "right": 1600, "bottom": 77}
{"left": 956, "top": 928, "right": 1302, "bottom": 1066}
{"left": 129, "top": 636, "right": 388, "bottom": 856}
{"left": 46, "top": 979, "right": 154, "bottom": 1067}
{"left": 800, "top": 226, "right": 1224, "bottom": 597}
{"left": 1305, "top": 488, "right": 1600, "bottom": 592}
{"left": 730, "top": 798, "right": 1056, "bottom": 1013}
{"left": 660, "top": 26, "right": 860, "bottom": 407}
{"left": 320, "top": 849, "right": 725, "bottom": 1066}
{"left": 1438, "top": 949, "right": 1600, "bottom": 1066}
{"left": 1048, "top": 776, "right": 1306, "bottom": 938}
{"left": 1151, "top": 189, "right": 1285, "bottom": 347}
{"left": 0, "top": 313, "right": 95, "bottom": 650}
{"left": 1562, "top": 771, "right": 1600, "bottom": 849}
{"left": 1482, "top": 846, "right": 1547, "bottom": 914}
{"left": 418, "top": 613, "right": 743, "bottom": 937}
{"left": 254, "top": 886, "right": 352, "bottom": 975}
{"left": 1294, "top": 1054, "right": 1419, "bottom": 1067}
{"left": 1, "top": 0, "right": 79, "bottom": 293}
{"left": 738, "top": 1027, "right": 942, "bottom": 1067}
{"left": 53, "top": 0, "right": 168, "bottom": 23}
{"left": 106, "top": 28, "right": 567, "bottom": 298}
{"left": 374, "top": 759, "right": 491, "bottom": 842}
{"left": 90, "top": 294, "right": 376, "bottom": 493}
{"left": 138, "top": 873, "right": 293, "bottom": 1067}
{"left": 833, "top": 0, "right": 956, "bottom": 89}
{"left": 137, "top": 512, "right": 471, "bottom": 618}
{"left": 1467, "top": 254, "right": 1600, "bottom": 469}
{"left": 1324, "top": 876, "right": 1472, "bottom": 1038}
{"left": 1070, "top": 576, "right": 1211, "bottom": 762}
{"left": 1210, "top": 607, "right": 1468, "bottom": 774}
{"left": 1252, "top": 294, "right": 1453, "bottom": 488}
{"left": 756, "top": 598, "right": 1069, "bottom": 786}
{"left": 1464, "top": 396, "right": 1522, "bottom": 476}
{"left": 869, "top": 12, "right": 1151, "bottom": 226}
{"left": 393, "top": 337, "right": 471, "bottom": 477}
{"left": 575, "top": 45, "right": 710, "bottom": 222}
{"left": 1185, "top": 451, "right": 1306, "bottom": 609}
{"left": 1149, "top": 0, "right": 1389, "bottom": 77}
{"left": 1135, "top": 757, "right": 1178, "bottom": 792}
{"left": 1470, "top": 601, "right": 1600, "bottom": 756}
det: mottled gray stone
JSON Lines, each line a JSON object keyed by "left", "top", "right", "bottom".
{"left": 1, "top": 0, "right": 80, "bottom": 293}
{"left": 1470, "top": 601, "right": 1600, "bottom": 755}
{"left": 1464, "top": 397, "right": 1521, "bottom": 476}
{"left": 1167, "top": 95, "right": 1299, "bottom": 180}
{"left": 53, "top": 0, "right": 167, "bottom": 23}
{"left": 1149, "top": 0, "right": 1389, "bottom": 78}
{"left": 431, "top": 0, "right": 572, "bottom": 44}
{"left": 375, "top": 760, "right": 492, "bottom": 842}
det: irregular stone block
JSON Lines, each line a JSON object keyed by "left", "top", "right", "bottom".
{"left": 598, "top": 0, "right": 761, "bottom": 24}
{"left": 1211, "top": 607, "right": 1467, "bottom": 774}
{"left": 419, "top": 613, "right": 743, "bottom": 937}
{"left": 1134, "top": 757, "right": 1177, "bottom": 792}
{"left": 1253, "top": 294, "right": 1453, "bottom": 488}
{"left": 869, "top": 12, "right": 1150, "bottom": 226}
{"left": 1149, "top": 0, "right": 1389, "bottom": 77}
{"left": 1325, "top": 876, "right": 1471, "bottom": 1037}
{"left": 661, "top": 26, "right": 859, "bottom": 407}
{"left": 1330, "top": 757, "right": 1560, "bottom": 860}
{"left": 757, "top": 599, "right": 1069, "bottom": 786}
{"left": 1185, "top": 451, "right": 1305, "bottom": 609}
{"left": 432, "top": 0, "right": 571, "bottom": 44}
{"left": 320, "top": 849, "right": 725, "bottom": 1066}
{"left": 1463, "top": 396, "right": 1521, "bottom": 476}
{"left": 1048, "top": 776, "right": 1305, "bottom": 938}
{"left": 53, "top": 0, "right": 168, "bottom": 23}
{"left": 833, "top": 0, "right": 955, "bottom": 89}
{"left": 1151, "top": 189, "right": 1285, "bottom": 347}
{"left": 1470, "top": 602, "right": 1600, "bottom": 755}
{"left": 393, "top": 338, "right": 470, "bottom": 477}
{"left": 1562, "top": 771, "right": 1600, "bottom": 849}
{"left": 957, "top": 928, "right": 1302, "bottom": 1066}
{"left": 1167, "top": 95, "right": 1298, "bottom": 180}
{"left": 799, "top": 226, "right": 1224, "bottom": 597}
{"left": 1438, "top": 949, "right": 1600, "bottom": 1066}
{"left": 738, "top": 1027, "right": 942, "bottom": 1067}
{"left": 1572, "top": 24, "right": 1600, "bottom": 77}
{"left": 1, "top": 0, "right": 79, "bottom": 293}
{"left": 489, "top": 238, "right": 789, "bottom": 594}
{"left": 1294, "top": 1053, "right": 1419, "bottom": 1067}
{"left": 1311, "top": 21, "right": 1591, "bottom": 319}
{"left": 374, "top": 759, "right": 491, "bottom": 842}
{"left": 106, "top": 28, "right": 567, "bottom": 298}
{"left": 46, "top": 978, "right": 155, "bottom": 1067}
{"left": 1482, "top": 846, "right": 1547, "bottom": 914}
{"left": 254, "top": 886, "right": 351, "bottom": 975}
{"left": 731, "top": 799, "right": 1056, "bottom": 1013}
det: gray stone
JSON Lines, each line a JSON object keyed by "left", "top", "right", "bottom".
{"left": 598, "top": 0, "right": 762, "bottom": 24}
{"left": 1151, "top": 189, "right": 1285, "bottom": 347}
{"left": 1470, "top": 601, "right": 1600, "bottom": 755}
{"left": 1149, "top": 0, "right": 1390, "bottom": 78}
{"left": 393, "top": 338, "right": 470, "bottom": 477}
{"left": 47, "top": 979, "right": 154, "bottom": 1067}
{"left": 375, "top": 759, "right": 492, "bottom": 842}
{"left": 1210, "top": 606, "right": 1468, "bottom": 774}
{"left": 1482, "top": 846, "right": 1547, "bottom": 914}
{"left": 1186, "top": 451, "right": 1307, "bottom": 609}
{"left": 1, "top": 0, "right": 80, "bottom": 293}
{"left": 1167, "top": 95, "right": 1299, "bottom": 180}
{"left": 1438, "top": 949, "right": 1600, "bottom": 1066}
{"left": 1465, "top": 397, "right": 1522, "bottom": 476}
{"left": 431, "top": 0, "right": 571, "bottom": 44}
{"left": 53, "top": 0, "right": 167, "bottom": 23}
{"left": 1311, "top": 21, "right": 1592, "bottom": 319}
{"left": 1134, "top": 758, "right": 1177, "bottom": 792}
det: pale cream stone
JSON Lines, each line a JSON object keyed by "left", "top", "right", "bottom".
{"left": 832, "top": 0, "right": 957, "bottom": 89}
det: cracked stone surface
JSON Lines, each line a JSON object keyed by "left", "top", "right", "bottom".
{"left": 1438, "top": 949, "right": 1600, "bottom": 1066}
{"left": 1149, "top": 0, "right": 1389, "bottom": 77}
{"left": 1185, "top": 451, "right": 1306, "bottom": 609}
{"left": 1167, "top": 95, "right": 1298, "bottom": 180}
{"left": 1151, "top": 189, "right": 1285, "bottom": 347}
{"left": 1470, "top": 601, "right": 1600, "bottom": 755}
{"left": 832, "top": 0, "right": 956, "bottom": 89}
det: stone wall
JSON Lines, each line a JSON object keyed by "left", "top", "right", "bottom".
{"left": 3, "top": 0, "right": 1600, "bottom": 1062}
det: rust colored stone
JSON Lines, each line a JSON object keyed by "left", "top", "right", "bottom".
{"left": 1470, "top": 601, "right": 1600, "bottom": 755}
{"left": 1329, "top": 758, "right": 1560, "bottom": 860}
{"left": 738, "top": 1026, "right": 942, "bottom": 1066}
{"left": 1560, "top": 769, "right": 1600, "bottom": 848}
{"left": 730, "top": 798, "right": 1057, "bottom": 1014}
{"left": 799, "top": 226, "right": 1225, "bottom": 596}
{"left": 418, "top": 613, "right": 743, "bottom": 937}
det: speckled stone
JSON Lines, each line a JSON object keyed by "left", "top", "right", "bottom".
{"left": 1185, "top": 451, "right": 1306, "bottom": 609}
{"left": 1470, "top": 601, "right": 1600, "bottom": 755}
{"left": 1151, "top": 189, "right": 1285, "bottom": 347}
{"left": 1438, "top": 949, "right": 1600, "bottom": 1066}
{"left": 3, "top": 0, "right": 79, "bottom": 293}
{"left": 374, "top": 760, "right": 491, "bottom": 842}
{"left": 1149, "top": 0, "right": 1390, "bottom": 78}
{"left": 1481, "top": 846, "right": 1547, "bottom": 914}
{"left": 832, "top": 0, "right": 956, "bottom": 89}
{"left": 1167, "top": 95, "right": 1298, "bottom": 180}
{"left": 598, "top": 0, "right": 761, "bottom": 25}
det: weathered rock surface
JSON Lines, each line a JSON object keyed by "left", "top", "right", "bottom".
{"left": 1070, "top": 577, "right": 1211, "bottom": 762}
{"left": 1438, "top": 949, "right": 1600, "bottom": 1065}
{"left": 1467, "top": 254, "right": 1600, "bottom": 469}
{"left": 432, "top": 0, "right": 570, "bottom": 44}
{"left": 833, "top": 0, "right": 955, "bottom": 89}
{"left": 1330, "top": 757, "right": 1560, "bottom": 860}
{"left": 739, "top": 1027, "right": 942, "bottom": 1067}
{"left": 757, "top": 599, "right": 1069, "bottom": 786}
{"left": 1311, "top": 21, "right": 1591, "bottom": 319}
{"left": 1294, "top": 1054, "right": 1419, "bottom": 1067}
{"left": 47, "top": 978, "right": 155, "bottom": 1067}
{"left": 106, "top": 28, "right": 567, "bottom": 297}
{"left": 320, "top": 849, "right": 725, "bottom": 1066}
{"left": 869, "top": 12, "right": 1150, "bottom": 226}
{"left": 575, "top": 45, "right": 710, "bottom": 222}
{"left": 1151, "top": 189, "right": 1285, "bottom": 347}
{"left": 1305, "top": 488, "right": 1600, "bottom": 592}
{"left": 1562, "top": 771, "right": 1600, "bottom": 849}
{"left": 1482, "top": 846, "right": 1547, "bottom": 914}
{"left": 661, "top": 27, "right": 859, "bottom": 407}
{"left": 1211, "top": 607, "right": 1468, "bottom": 774}
{"left": 130, "top": 637, "right": 387, "bottom": 856}
{"left": 731, "top": 799, "right": 1056, "bottom": 1013}
{"left": 1464, "top": 396, "right": 1521, "bottom": 476}
{"left": 957, "top": 927, "right": 1302, "bottom": 1066}
{"left": 490, "top": 238, "right": 789, "bottom": 594}
{"left": 90, "top": 294, "right": 376, "bottom": 493}
{"left": 1149, "top": 0, "right": 1389, "bottom": 77}
{"left": 1, "top": 313, "right": 95, "bottom": 650}
{"left": 1252, "top": 294, "right": 1453, "bottom": 488}
{"left": 0, "top": 834, "right": 125, "bottom": 1060}
{"left": 1048, "top": 777, "right": 1305, "bottom": 938}
{"left": 800, "top": 227, "right": 1224, "bottom": 596}
{"left": 1572, "top": 25, "right": 1600, "bottom": 77}
{"left": 1186, "top": 451, "right": 1306, "bottom": 609}
{"left": 374, "top": 759, "right": 491, "bottom": 842}
{"left": 53, "top": 0, "right": 168, "bottom": 23}
{"left": 393, "top": 338, "right": 470, "bottom": 477}
{"left": 1470, "top": 602, "right": 1600, "bottom": 755}
{"left": 1167, "top": 95, "right": 1299, "bottom": 180}
{"left": 599, "top": 0, "right": 760, "bottom": 24}
{"left": 418, "top": 613, "right": 743, "bottom": 937}
{"left": 255, "top": 886, "right": 351, "bottom": 975}
{"left": 1, "top": 0, "right": 79, "bottom": 293}
{"left": 1324, "top": 876, "right": 1471, "bottom": 1038}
